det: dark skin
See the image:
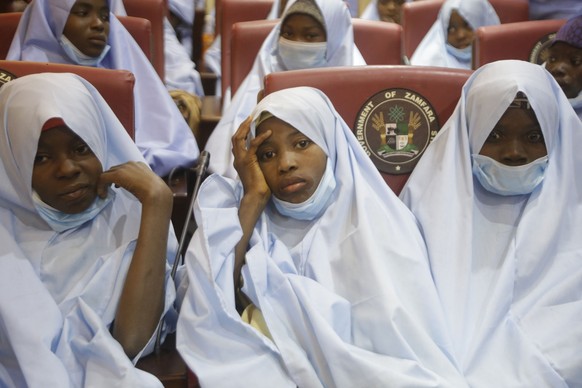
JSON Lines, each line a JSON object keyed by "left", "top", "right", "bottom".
{"left": 447, "top": 10, "right": 474, "bottom": 50}
{"left": 546, "top": 42, "right": 582, "bottom": 99}
{"left": 0, "top": 0, "right": 28, "bottom": 13}
{"left": 63, "top": 0, "right": 110, "bottom": 58}
{"left": 280, "top": 13, "right": 326, "bottom": 42}
{"left": 377, "top": 0, "right": 405, "bottom": 24}
{"left": 32, "top": 126, "right": 173, "bottom": 358}
{"left": 479, "top": 106, "right": 547, "bottom": 166}
{"left": 231, "top": 116, "right": 327, "bottom": 312}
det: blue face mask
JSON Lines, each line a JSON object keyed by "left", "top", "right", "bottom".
{"left": 278, "top": 37, "right": 327, "bottom": 71}
{"left": 59, "top": 34, "right": 111, "bottom": 66}
{"left": 446, "top": 43, "right": 472, "bottom": 62}
{"left": 32, "top": 188, "right": 114, "bottom": 232}
{"left": 271, "top": 158, "right": 336, "bottom": 221}
{"left": 472, "top": 154, "right": 549, "bottom": 196}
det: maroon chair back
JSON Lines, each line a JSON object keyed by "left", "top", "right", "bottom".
{"left": 473, "top": 19, "right": 567, "bottom": 69}
{"left": 0, "top": 60, "right": 136, "bottom": 138}
{"left": 123, "top": 0, "right": 167, "bottom": 80}
{"left": 230, "top": 18, "right": 403, "bottom": 97}
{"left": 0, "top": 12, "right": 155, "bottom": 76}
{"left": 401, "top": 0, "right": 529, "bottom": 60}
{"left": 220, "top": 0, "right": 274, "bottom": 97}
{"left": 263, "top": 65, "right": 472, "bottom": 195}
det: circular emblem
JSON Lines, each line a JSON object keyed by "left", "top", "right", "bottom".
{"left": 354, "top": 88, "right": 439, "bottom": 174}
{"left": 0, "top": 69, "right": 17, "bottom": 89}
{"left": 529, "top": 32, "right": 556, "bottom": 65}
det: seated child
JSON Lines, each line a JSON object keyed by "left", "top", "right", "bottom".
{"left": 360, "top": 0, "right": 411, "bottom": 25}
{"left": 410, "top": 0, "right": 499, "bottom": 69}
{"left": 177, "top": 86, "right": 466, "bottom": 387}
{"left": 401, "top": 60, "right": 582, "bottom": 386}
{"left": 7, "top": 0, "right": 200, "bottom": 177}
{"left": 204, "top": 0, "right": 366, "bottom": 178}
{"left": 546, "top": 14, "right": 582, "bottom": 120}
{"left": 0, "top": 73, "right": 181, "bottom": 386}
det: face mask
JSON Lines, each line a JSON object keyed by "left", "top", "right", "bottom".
{"left": 59, "top": 34, "right": 111, "bottom": 66}
{"left": 446, "top": 43, "right": 472, "bottom": 62}
{"left": 472, "top": 154, "right": 548, "bottom": 196}
{"left": 272, "top": 158, "right": 336, "bottom": 221}
{"left": 278, "top": 37, "right": 327, "bottom": 71}
{"left": 32, "top": 188, "right": 114, "bottom": 232}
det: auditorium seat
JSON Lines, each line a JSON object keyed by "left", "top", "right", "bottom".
{"left": 220, "top": 0, "right": 275, "bottom": 97}
{"left": 472, "top": 19, "right": 567, "bottom": 69}
{"left": 263, "top": 65, "right": 472, "bottom": 195}
{"left": 230, "top": 18, "right": 403, "bottom": 97}
{"left": 0, "top": 12, "right": 155, "bottom": 72}
{"left": 123, "top": 0, "right": 167, "bottom": 79}
{"left": 401, "top": 0, "right": 529, "bottom": 61}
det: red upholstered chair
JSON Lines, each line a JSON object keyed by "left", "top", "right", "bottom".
{"left": 263, "top": 65, "right": 472, "bottom": 195}
{"left": 401, "top": 0, "right": 529, "bottom": 61}
{"left": 220, "top": 0, "right": 275, "bottom": 97}
{"left": 0, "top": 12, "right": 155, "bottom": 74}
{"left": 472, "top": 19, "right": 567, "bottom": 69}
{"left": 123, "top": 0, "right": 168, "bottom": 80}
{"left": 230, "top": 18, "right": 403, "bottom": 97}
{"left": 0, "top": 60, "right": 136, "bottom": 138}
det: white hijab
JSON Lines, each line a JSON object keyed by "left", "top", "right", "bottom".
{"left": 7, "top": 0, "right": 200, "bottom": 177}
{"left": 0, "top": 73, "right": 179, "bottom": 387}
{"left": 400, "top": 60, "right": 582, "bottom": 386}
{"left": 204, "top": 0, "right": 366, "bottom": 178}
{"left": 360, "top": 0, "right": 412, "bottom": 22}
{"left": 410, "top": 0, "right": 499, "bottom": 69}
{"left": 178, "top": 87, "right": 466, "bottom": 387}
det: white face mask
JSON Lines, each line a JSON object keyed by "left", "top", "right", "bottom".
{"left": 446, "top": 43, "right": 472, "bottom": 62}
{"left": 59, "top": 34, "right": 111, "bottom": 66}
{"left": 277, "top": 37, "right": 327, "bottom": 71}
{"left": 271, "top": 158, "right": 336, "bottom": 221}
{"left": 472, "top": 154, "right": 549, "bottom": 196}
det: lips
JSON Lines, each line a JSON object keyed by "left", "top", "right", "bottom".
{"left": 59, "top": 184, "right": 90, "bottom": 201}
{"left": 278, "top": 177, "right": 307, "bottom": 195}
{"left": 88, "top": 35, "right": 107, "bottom": 45}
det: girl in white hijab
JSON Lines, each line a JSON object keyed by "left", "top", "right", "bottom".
{"left": 410, "top": 0, "right": 499, "bottom": 69}
{"left": 0, "top": 73, "right": 180, "bottom": 387}
{"left": 400, "top": 60, "right": 582, "bottom": 386}
{"left": 360, "top": 0, "right": 411, "bottom": 24}
{"left": 204, "top": 0, "right": 366, "bottom": 178}
{"left": 177, "top": 87, "right": 466, "bottom": 387}
{"left": 7, "top": 0, "right": 200, "bottom": 177}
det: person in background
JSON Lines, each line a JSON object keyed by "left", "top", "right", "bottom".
{"left": 0, "top": 0, "right": 28, "bottom": 13}
{"left": 410, "top": 0, "right": 499, "bottom": 69}
{"left": 170, "top": 89, "right": 203, "bottom": 144}
{"left": 177, "top": 86, "right": 466, "bottom": 387}
{"left": 0, "top": 73, "right": 182, "bottom": 387}
{"left": 360, "top": 0, "right": 411, "bottom": 25}
{"left": 204, "top": 0, "right": 365, "bottom": 178}
{"left": 529, "top": 0, "right": 581, "bottom": 21}
{"left": 400, "top": 60, "right": 582, "bottom": 386}
{"left": 545, "top": 14, "right": 582, "bottom": 120}
{"left": 7, "top": 0, "right": 200, "bottom": 177}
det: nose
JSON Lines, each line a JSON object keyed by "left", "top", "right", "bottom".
{"left": 90, "top": 15, "right": 105, "bottom": 30}
{"left": 549, "top": 61, "right": 567, "bottom": 78}
{"left": 278, "top": 150, "right": 298, "bottom": 173}
{"left": 55, "top": 157, "right": 81, "bottom": 178}
{"left": 386, "top": 1, "right": 396, "bottom": 10}
{"left": 500, "top": 139, "right": 528, "bottom": 166}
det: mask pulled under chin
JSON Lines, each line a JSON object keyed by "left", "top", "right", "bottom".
{"left": 472, "top": 154, "right": 549, "bottom": 196}
{"left": 271, "top": 158, "right": 336, "bottom": 221}
{"left": 32, "top": 188, "right": 115, "bottom": 232}
{"left": 446, "top": 43, "right": 472, "bottom": 62}
{"left": 59, "top": 34, "right": 111, "bottom": 66}
{"left": 277, "top": 37, "right": 327, "bottom": 71}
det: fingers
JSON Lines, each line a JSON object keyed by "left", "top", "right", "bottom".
{"left": 232, "top": 116, "right": 253, "bottom": 157}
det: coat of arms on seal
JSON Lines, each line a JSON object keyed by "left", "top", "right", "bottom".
{"left": 354, "top": 88, "right": 439, "bottom": 174}
{"left": 0, "top": 69, "right": 17, "bottom": 89}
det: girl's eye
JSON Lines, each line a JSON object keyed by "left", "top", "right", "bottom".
{"left": 34, "top": 154, "right": 49, "bottom": 165}
{"left": 527, "top": 131, "right": 544, "bottom": 143}
{"left": 100, "top": 12, "right": 109, "bottom": 22}
{"left": 296, "top": 139, "right": 311, "bottom": 149}
{"left": 75, "top": 143, "right": 91, "bottom": 155}
{"left": 258, "top": 150, "right": 275, "bottom": 161}
{"left": 280, "top": 31, "right": 292, "bottom": 39}
{"left": 485, "top": 130, "right": 502, "bottom": 142}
